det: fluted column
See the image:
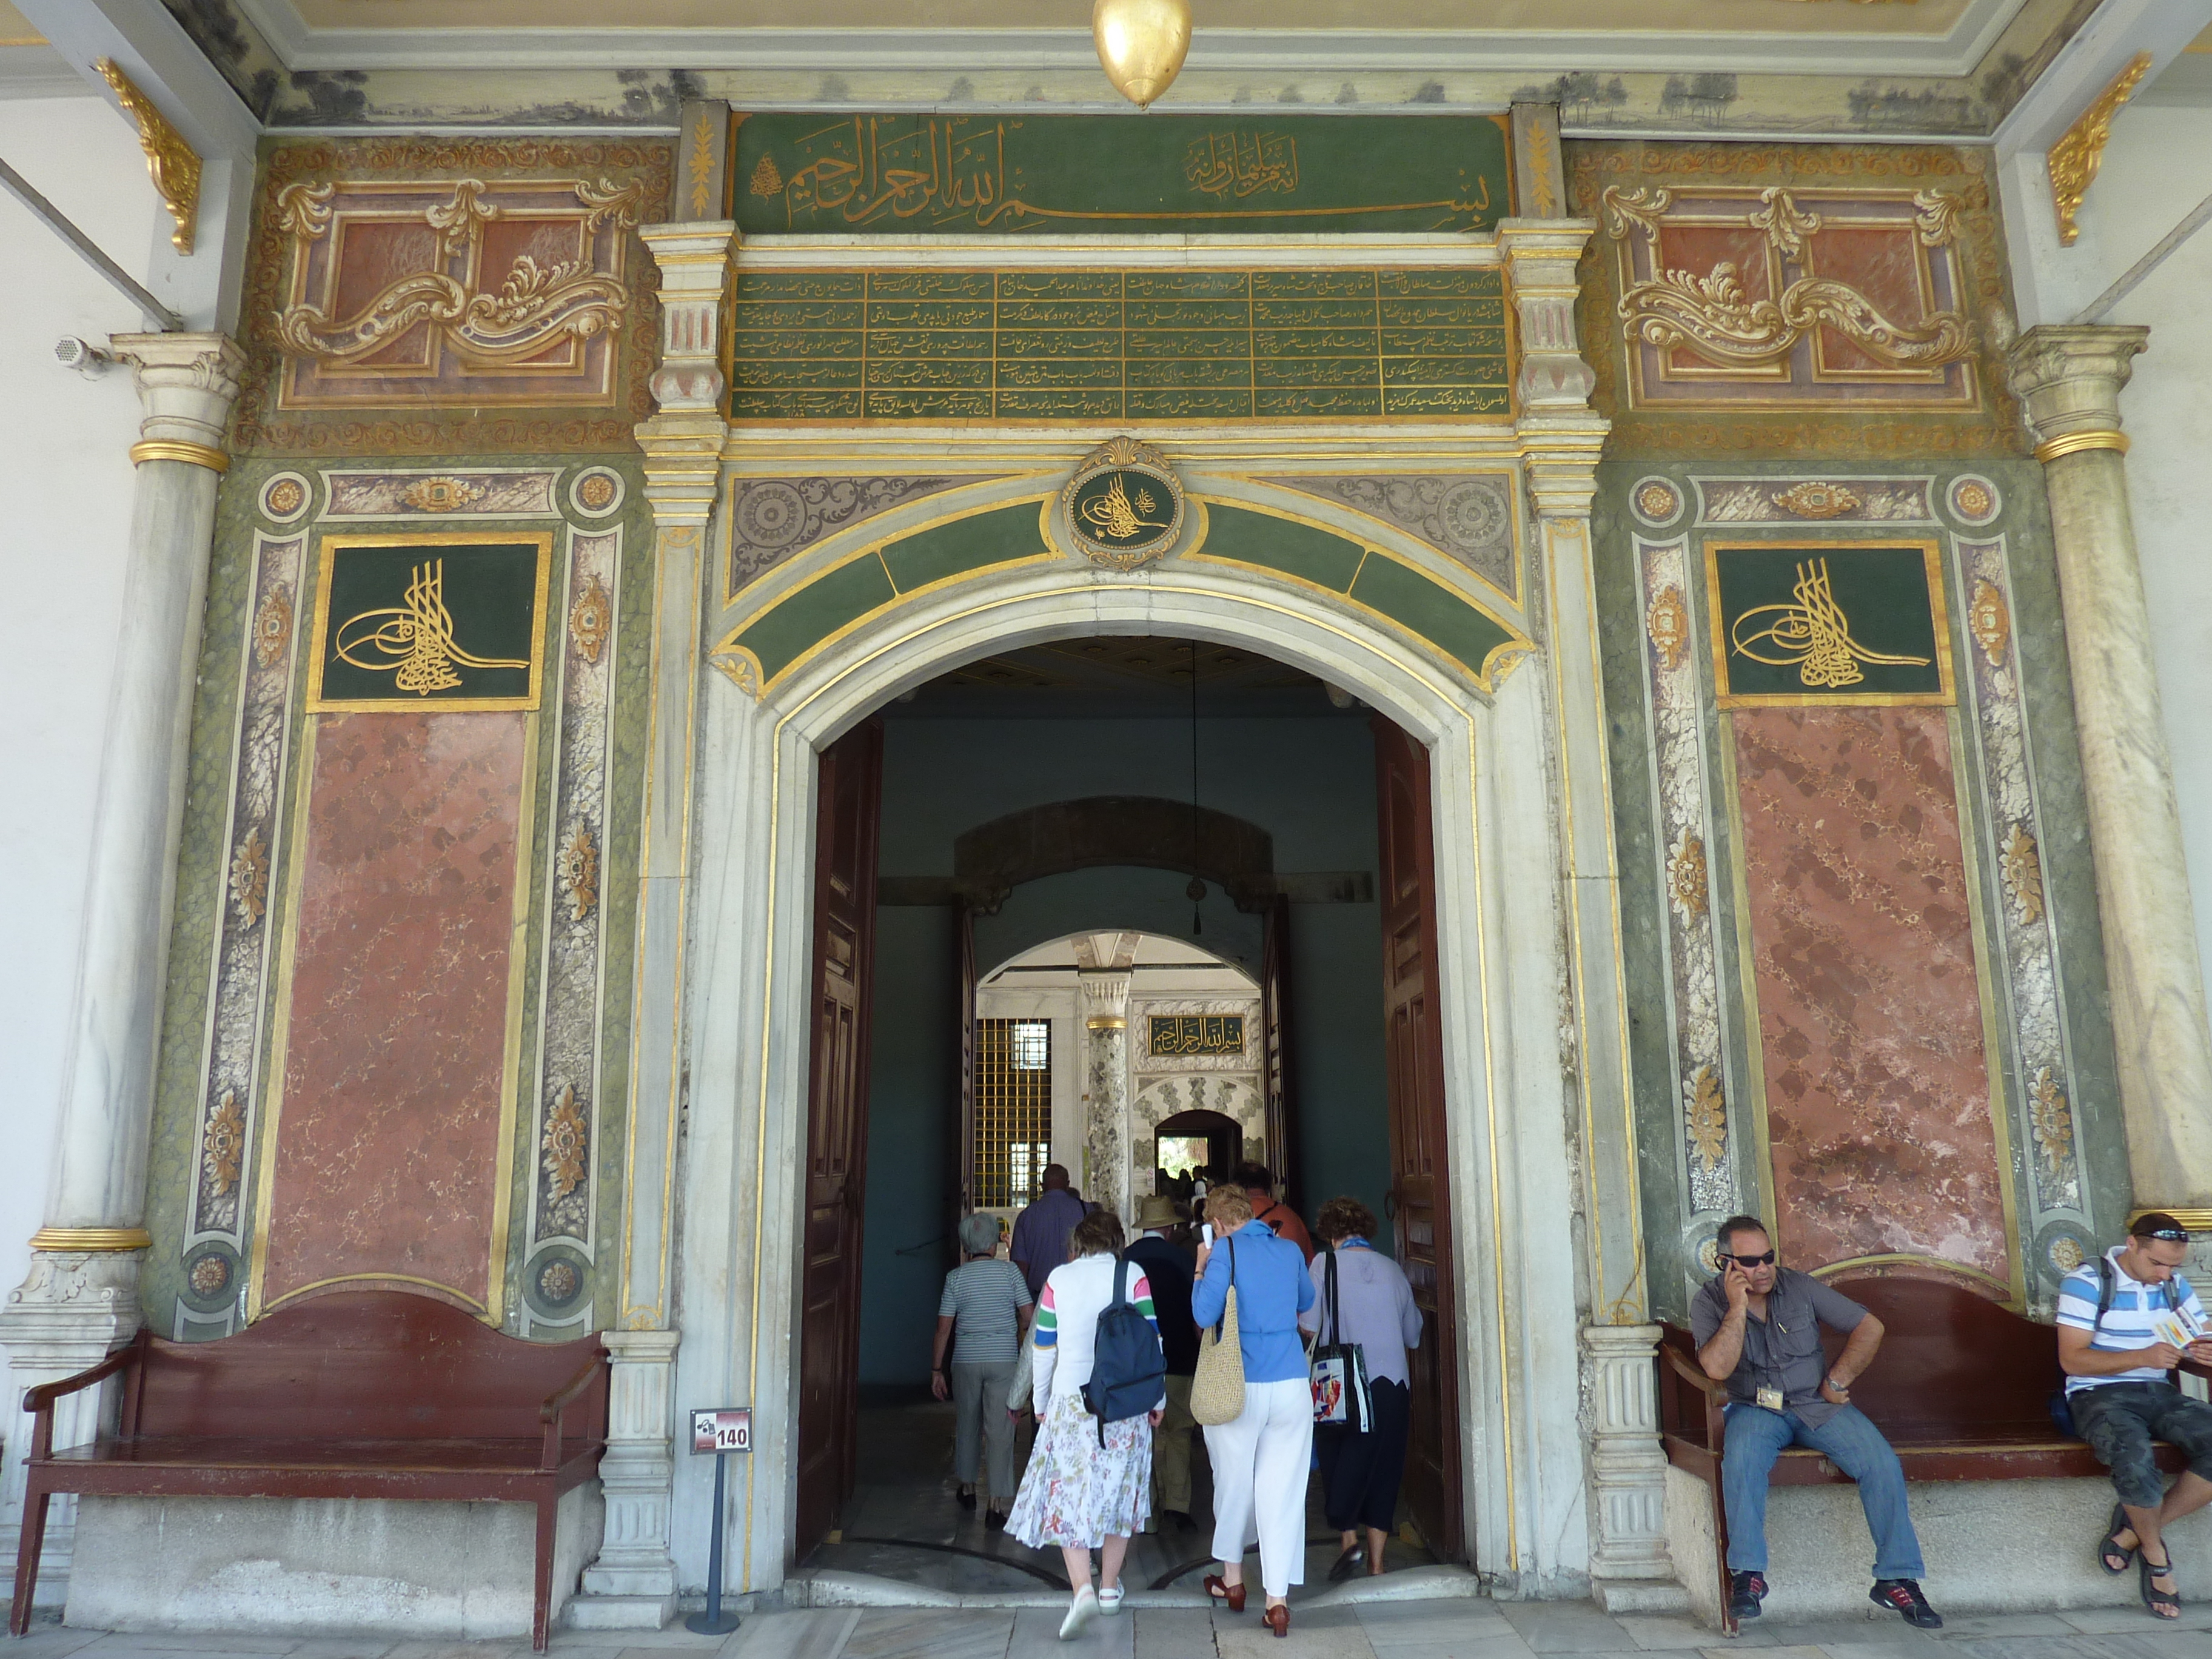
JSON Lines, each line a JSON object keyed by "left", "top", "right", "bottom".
{"left": 0, "top": 332, "right": 244, "bottom": 1605}
{"left": 574, "top": 220, "right": 737, "bottom": 1629}
{"left": 2008, "top": 326, "right": 2212, "bottom": 1209}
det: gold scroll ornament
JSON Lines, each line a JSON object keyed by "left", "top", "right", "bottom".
{"left": 2049, "top": 54, "right": 2153, "bottom": 247}
{"left": 275, "top": 177, "right": 646, "bottom": 368}
{"left": 96, "top": 59, "right": 199, "bottom": 255}
{"left": 1603, "top": 185, "right": 1974, "bottom": 372}
{"left": 334, "top": 559, "right": 528, "bottom": 695}
{"left": 1730, "top": 558, "right": 1930, "bottom": 691}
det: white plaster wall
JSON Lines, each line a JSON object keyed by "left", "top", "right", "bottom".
{"left": 0, "top": 99, "right": 162, "bottom": 1331}
{"left": 2048, "top": 103, "right": 2212, "bottom": 1016}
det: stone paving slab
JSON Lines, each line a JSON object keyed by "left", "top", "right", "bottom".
{"left": 27, "top": 1595, "right": 2212, "bottom": 1659}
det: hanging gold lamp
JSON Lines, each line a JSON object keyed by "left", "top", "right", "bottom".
{"left": 1093, "top": 0, "right": 1191, "bottom": 110}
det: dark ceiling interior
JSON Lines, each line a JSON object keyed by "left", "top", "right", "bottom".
{"left": 888, "top": 635, "right": 1358, "bottom": 719}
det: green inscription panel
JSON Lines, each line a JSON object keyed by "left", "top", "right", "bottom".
{"left": 734, "top": 113, "right": 1509, "bottom": 236}
{"left": 728, "top": 269, "right": 1510, "bottom": 423}
{"left": 1706, "top": 541, "right": 1953, "bottom": 707}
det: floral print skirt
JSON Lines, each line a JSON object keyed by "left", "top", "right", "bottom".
{"left": 1007, "top": 1388, "right": 1153, "bottom": 1549}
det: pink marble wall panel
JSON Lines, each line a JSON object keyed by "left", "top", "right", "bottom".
{"left": 1732, "top": 706, "right": 2008, "bottom": 1282}
{"left": 261, "top": 711, "right": 528, "bottom": 1313}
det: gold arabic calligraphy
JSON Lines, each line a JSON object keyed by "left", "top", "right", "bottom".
{"left": 1729, "top": 559, "right": 1930, "bottom": 691}
{"left": 1149, "top": 1016, "right": 1244, "bottom": 1058}
{"left": 333, "top": 560, "right": 529, "bottom": 695}
{"left": 1184, "top": 132, "right": 1298, "bottom": 198}
{"left": 1079, "top": 475, "right": 1170, "bottom": 542}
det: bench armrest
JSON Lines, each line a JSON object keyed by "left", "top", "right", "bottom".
{"left": 2181, "top": 1356, "right": 2212, "bottom": 1384}
{"left": 20, "top": 1338, "right": 144, "bottom": 1459}
{"left": 1657, "top": 1341, "right": 1729, "bottom": 1456}
{"left": 538, "top": 1350, "right": 608, "bottom": 1472}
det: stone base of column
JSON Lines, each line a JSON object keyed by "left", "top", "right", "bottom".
{"left": 1581, "top": 1322, "right": 1684, "bottom": 1614}
{"left": 0, "top": 1250, "right": 147, "bottom": 1609}
{"left": 574, "top": 1328, "right": 681, "bottom": 1629}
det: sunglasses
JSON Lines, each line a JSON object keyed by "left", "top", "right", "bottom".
{"left": 1723, "top": 1250, "right": 1777, "bottom": 1268}
{"left": 2139, "top": 1227, "right": 2191, "bottom": 1244}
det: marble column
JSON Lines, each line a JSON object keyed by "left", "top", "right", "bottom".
{"left": 1082, "top": 970, "right": 1133, "bottom": 1224}
{"left": 0, "top": 333, "right": 245, "bottom": 1604}
{"left": 2009, "top": 326, "right": 2212, "bottom": 1210}
{"left": 572, "top": 220, "right": 737, "bottom": 1629}
{"left": 1581, "top": 1324, "right": 1677, "bottom": 1606}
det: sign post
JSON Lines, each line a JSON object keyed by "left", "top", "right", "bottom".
{"left": 686, "top": 1407, "right": 751, "bottom": 1635}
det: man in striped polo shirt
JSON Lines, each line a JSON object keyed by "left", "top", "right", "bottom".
{"left": 2059, "top": 1212, "right": 2212, "bottom": 1620}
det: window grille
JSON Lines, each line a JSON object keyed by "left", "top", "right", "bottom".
{"left": 975, "top": 1018, "right": 1051, "bottom": 1209}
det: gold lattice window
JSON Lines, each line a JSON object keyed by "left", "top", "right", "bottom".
{"left": 974, "top": 1017, "right": 1051, "bottom": 1209}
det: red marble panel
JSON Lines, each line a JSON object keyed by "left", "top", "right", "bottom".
{"left": 1732, "top": 706, "right": 2007, "bottom": 1282}
{"left": 1807, "top": 223, "right": 1939, "bottom": 380}
{"left": 261, "top": 711, "right": 529, "bottom": 1314}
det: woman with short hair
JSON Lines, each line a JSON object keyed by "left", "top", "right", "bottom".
{"left": 1301, "top": 1196, "right": 1423, "bottom": 1581}
{"left": 1192, "top": 1182, "right": 1316, "bottom": 1638}
{"left": 932, "top": 1211, "right": 1032, "bottom": 1526}
{"left": 1006, "top": 1207, "right": 1166, "bottom": 1640}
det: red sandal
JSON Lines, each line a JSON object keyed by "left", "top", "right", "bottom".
{"left": 1203, "top": 1575, "right": 1245, "bottom": 1613}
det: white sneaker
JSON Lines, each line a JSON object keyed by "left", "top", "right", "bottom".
{"left": 1097, "top": 1585, "right": 1124, "bottom": 1616}
{"left": 1060, "top": 1584, "right": 1099, "bottom": 1640}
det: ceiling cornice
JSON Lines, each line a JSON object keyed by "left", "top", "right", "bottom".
{"left": 236, "top": 0, "right": 2026, "bottom": 81}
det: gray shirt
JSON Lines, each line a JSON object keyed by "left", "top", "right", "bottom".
{"left": 1689, "top": 1267, "right": 1868, "bottom": 1428}
{"left": 938, "top": 1258, "right": 1032, "bottom": 1366}
{"left": 1297, "top": 1241, "right": 1424, "bottom": 1388}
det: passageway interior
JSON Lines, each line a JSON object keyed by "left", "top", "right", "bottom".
{"left": 799, "top": 635, "right": 1451, "bottom": 1590}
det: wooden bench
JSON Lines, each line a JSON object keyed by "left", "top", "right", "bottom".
{"left": 8, "top": 1290, "right": 608, "bottom": 1650}
{"left": 1658, "top": 1269, "right": 2204, "bottom": 1634}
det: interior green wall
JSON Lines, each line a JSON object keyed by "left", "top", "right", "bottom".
{"left": 857, "top": 707, "right": 1396, "bottom": 1387}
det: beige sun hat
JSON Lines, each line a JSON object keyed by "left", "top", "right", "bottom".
{"left": 1134, "top": 1194, "right": 1183, "bottom": 1232}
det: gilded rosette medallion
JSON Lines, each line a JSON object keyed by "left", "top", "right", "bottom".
{"left": 1062, "top": 437, "right": 1186, "bottom": 571}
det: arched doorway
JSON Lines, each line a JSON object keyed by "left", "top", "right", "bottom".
{"left": 660, "top": 543, "right": 1613, "bottom": 1603}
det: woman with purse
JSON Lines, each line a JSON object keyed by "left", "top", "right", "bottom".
{"left": 1189, "top": 1184, "right": 1316, "bottom": 1638}
{"left": 1300, "top": 1197, "right": 1423, "bottom": 1581}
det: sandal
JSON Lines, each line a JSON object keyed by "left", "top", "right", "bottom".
{"left": 1203, "top": 1575, "right": 1245, "bottom": 1613}
{"left": 2101, "top": 1503, "right": 2136, "bottom": 1575}
{"left": 2142, "top": 1550, "right": 2180, "bottom": 1620}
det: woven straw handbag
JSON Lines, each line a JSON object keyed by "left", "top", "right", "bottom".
{"left": 1189, "top": 1236, "right": 1247, "bottom": 1426}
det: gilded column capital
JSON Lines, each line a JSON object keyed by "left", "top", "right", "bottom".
{"left": 110, "top": 331, "right": 246, "bottom": 462}
{"left": 2006, "top": 324, "right": 2148, "bottom": 452}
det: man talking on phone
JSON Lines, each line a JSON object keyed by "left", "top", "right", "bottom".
{"left": 1691, "top": 1215, "right": 1940, "bottom": 1629}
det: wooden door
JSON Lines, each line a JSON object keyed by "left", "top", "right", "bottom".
{"left": 1372, "top": 716, "right": 1465, "bottom": 1560}
{"left": 794, "top": 719, "right": 884, "bottom": 1557}
{"left": 1259, "top": 893, "right": 1295, "bottom": 1202}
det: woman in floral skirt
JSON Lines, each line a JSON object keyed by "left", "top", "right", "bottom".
{"left": 1007, "top": 1208, "right": 1166, "bottom": 1640}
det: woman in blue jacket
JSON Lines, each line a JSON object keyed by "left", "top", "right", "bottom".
{"left": 1191, "top": 1183, "right": 1316, "bottom": 1638}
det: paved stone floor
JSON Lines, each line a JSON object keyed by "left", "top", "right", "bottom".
{"left": 18, "top": 1597, "right": 2212, "bottom": 1659}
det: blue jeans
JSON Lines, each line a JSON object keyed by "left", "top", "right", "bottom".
{"left": 1720, "top": 1402, "right": 1925, "bottom": 1578}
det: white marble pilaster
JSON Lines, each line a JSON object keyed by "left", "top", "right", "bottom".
{"left": 2008, "top": 326, "right": 2212, "bottom": 1208}
{"left": 0, "top": 331, "right": 244, "bottom": 1604}
{"left": 1082, "top": 971, "right": 1133, "bottom": 1224}
{"left": 1581, "top": 1324, "right": 1680, "bottom": 1610}
{"left": 574, "top": 220, "right": 737, "bottom": 1629}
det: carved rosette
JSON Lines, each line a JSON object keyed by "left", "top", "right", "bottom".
{"left": 524, "top": 526, "right": 624, "bottom": 1321}
{"left": 186, "top": 531, "right": 310, "bottom": 1275}
{"left": 1637, "top": 532, "right": 1738, "bottom": 1224}
{"left": 1952, "top": 533, "right": 2085, "bottom": 1237}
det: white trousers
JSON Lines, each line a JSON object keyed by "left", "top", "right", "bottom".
{"left": 1202, "top": 1375, "right": 1315, "bottom": 1597}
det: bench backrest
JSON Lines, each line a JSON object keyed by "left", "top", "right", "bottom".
{"left": 132, "top": 1290, "right": 608, "bottom": 1443}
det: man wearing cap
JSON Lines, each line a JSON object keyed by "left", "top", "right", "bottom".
{"left": 1126, "top": 1193, "right": 1200, "bottom": 1529}
{"left": 2061, "top": 1212, "right": 2212, "bottom": 1621}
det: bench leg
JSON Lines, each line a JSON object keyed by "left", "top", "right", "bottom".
{"left": 10, "top": 1486, "right": 52, "bottom": 1638}
{"left": 532, "top": 1494, "right": 557, "bottom": 1653}
{"left": 1709, "top": 1469, "right": 1735, "bottom": 1638}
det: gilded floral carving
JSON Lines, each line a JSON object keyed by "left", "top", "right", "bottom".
{"left": 1969, "top": 577, "right": 2011, "bottom": 668}
{"left": 2002, "top": 822, "right": 2046, "bottom": 927}
{"left": 1646, "top": 584, "right": 1690, "bottom": 671}
{"left": 1667, "top": 829, "right": 1709, "bottom": 920}
{"left": 1769, "top": 481, "right": 1862, "bottom": 520}
{"left": 253, "top": 589, "right": 292, "bottom": 669}
{"left": 1687, "top": 1065, "right": 1727, "bottom": 1176}
{"left": 96, "top": 59, "right": 199, "bottom": 254}
{"left": 557, "top": 821, "right": 599, "bottom": 923}
{"left": 543, "top": 1085, "right": 588, "bottom": 1200}
{"left": 2048, "top": 54, "right": 2152, "bottom": 246}
{"left": 203, "top": 1091, "right": 246, "bottom": 1198}
{"left": 229, "top": 826, "right": 269, "bottom": 928}
{"left": 569, "top": 575, "right": 611, "bottom": 664}
{"left": 2031, "top": 1067, "right": 2076, "bottom": 1175}
{"left": 399, "top": 476, "right": 488, "bottom": 513}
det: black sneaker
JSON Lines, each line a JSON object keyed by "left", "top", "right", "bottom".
{"left": 1871, "top": 1578, "right": 1943, "bottom": 1629}
{"left": 1728, "top": 1569, "right": 1767, "bottom": 1621}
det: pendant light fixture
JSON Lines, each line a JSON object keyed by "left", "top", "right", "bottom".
{"left": 1093, "top": 0, "right": 1192, "bottom": 110}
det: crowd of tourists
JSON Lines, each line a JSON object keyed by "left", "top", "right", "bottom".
{"left": 930, "top": 1159, "right": 1419, "bottom": 1639}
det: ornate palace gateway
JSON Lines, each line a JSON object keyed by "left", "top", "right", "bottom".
{"left": 5, "top": 0, "right": 2212, "bottom": 1638}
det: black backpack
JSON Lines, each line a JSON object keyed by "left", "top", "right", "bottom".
{"left": 2048, "top": 1256, "right": 2182, "bottom": 1437}
{"left": 1081, "top": 1257, "right": 1168, "bottom": 1445}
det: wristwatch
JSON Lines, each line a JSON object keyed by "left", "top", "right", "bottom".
{"left": 1827, "top": 1372, "right": 1850, "bottom": 1394}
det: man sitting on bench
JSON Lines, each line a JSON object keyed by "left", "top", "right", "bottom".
{"left": 2060, "top": 1212, "right": 2212, "bottom": 1621}
{"left": 1691, "top": 1215, "right": 1942, "bottom": 1629}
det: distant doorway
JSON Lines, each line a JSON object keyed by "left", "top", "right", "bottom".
{"left": 1151, "top": 1108, "right": 1240, "bottom": 1198}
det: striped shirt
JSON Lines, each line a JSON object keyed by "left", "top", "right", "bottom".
{"left": 2056, "top": 1247, "right": 2206, "bottom": 1395}
{"left": 1030, "top": 1253, "right": 1162, "bottom": 1413}
{"left": 937, "top": 1258, "right": 1032, "bottom": 1366}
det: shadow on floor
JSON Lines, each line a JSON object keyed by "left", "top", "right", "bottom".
{"left": 803, "top": 1398, "right": 1438, "bottom": 1598}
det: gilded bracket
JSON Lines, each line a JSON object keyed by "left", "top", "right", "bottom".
{"left": 2048, "top": 53, "right": 2152, "bottom": 247}
{"left": 96, "top": 59, "right": 199, "bottom": 255}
